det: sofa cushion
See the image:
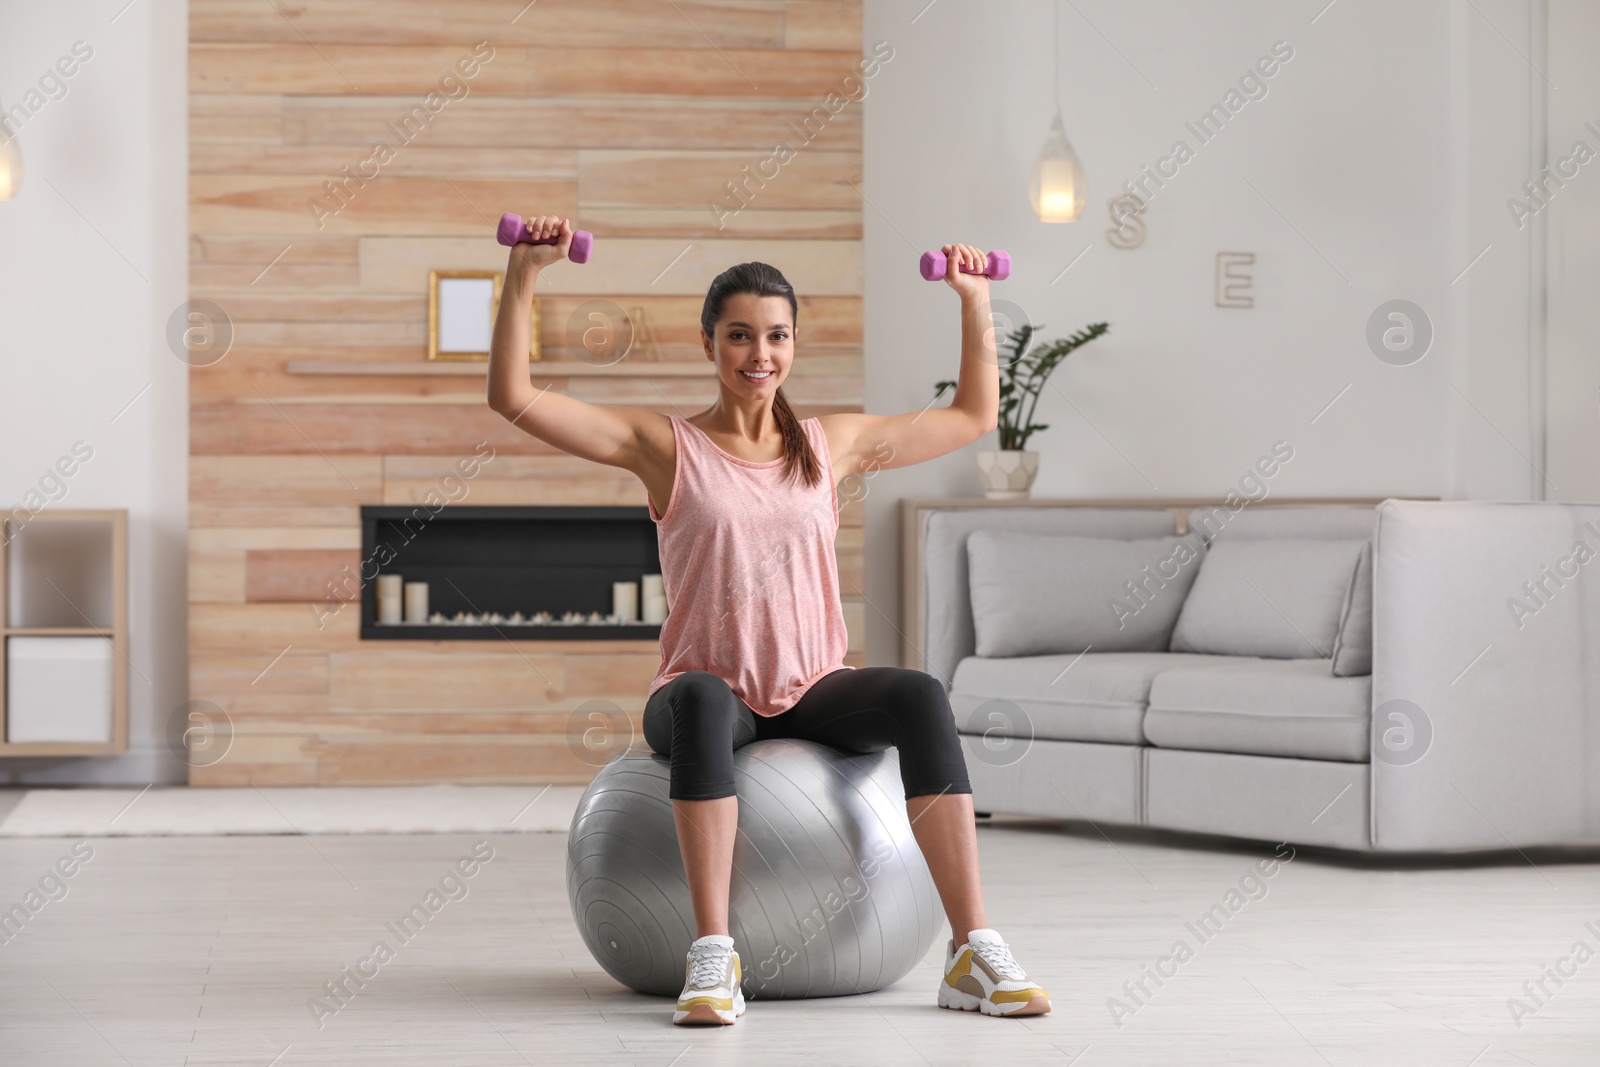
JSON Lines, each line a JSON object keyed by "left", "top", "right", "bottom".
{"left": 948, "top": 651, "right": 1248, "bottom": 745}
{"left": 922, "top": 507, "right": 1180, "bottom": 688}
{"left": 1144, "top": 658, "right": 1371, "bottom": 762}
{"left": 1331, "top": 540, "right": 1373, "bottom": 677}
{"left": 1168, "top": 538, "right": 1366, "bottom": 659}
{"left": 1186, "top": 503, "right": 1376, "bottom": 544}
{"left": 967, "top": 530, "right": 1206, "bottom": 658}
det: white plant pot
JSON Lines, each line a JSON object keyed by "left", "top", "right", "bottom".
{"left": 976, "top": 449, "right": 1039, "bottom": 500}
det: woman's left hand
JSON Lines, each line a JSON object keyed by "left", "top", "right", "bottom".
{"left": 939, "top": 243, "right": 991, "bottom": 300}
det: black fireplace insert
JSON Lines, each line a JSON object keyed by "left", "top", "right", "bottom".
{"left": 359, "top": 505, "right": 664, "bottom": 640}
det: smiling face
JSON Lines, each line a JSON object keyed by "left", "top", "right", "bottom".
{"left": 702, "top": 292, "right": 795, "bottom": 396}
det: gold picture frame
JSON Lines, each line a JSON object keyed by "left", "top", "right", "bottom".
{"left": 427, "top": 269, "right": 540, "bottom": 361}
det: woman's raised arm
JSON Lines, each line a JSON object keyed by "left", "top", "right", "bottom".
{"left": 823, "top": 242, "right": 999, "bottom": 476}
{"left": 487, "top": 215, "right": 662, "bottom": 471}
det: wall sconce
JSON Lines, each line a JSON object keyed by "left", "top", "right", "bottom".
{"left": 1030, "top": 2, "right": 1086, "bottom": 223}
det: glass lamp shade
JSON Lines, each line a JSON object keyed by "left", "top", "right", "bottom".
{"left": 0, "top": 127, "right": 20, "bottom": 200}
{"left": 1029, "top": 111, "right": 1085, "bottom": 223}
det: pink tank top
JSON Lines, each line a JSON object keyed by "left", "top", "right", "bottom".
{"left": 646, "top": 413, "right": 853, "bottom": 716}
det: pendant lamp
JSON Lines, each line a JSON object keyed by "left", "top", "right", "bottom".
{"left": 0, "top": 112, "right": 19, "bottom": 200}
{"left": 1029, "top": 3, "right": 1085, "bottom": 223}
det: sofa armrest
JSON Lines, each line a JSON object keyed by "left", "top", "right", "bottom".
{"left": 1371, "top": 499, "right": 1600, "bottom": 849}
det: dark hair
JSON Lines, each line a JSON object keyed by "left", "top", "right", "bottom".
{"left": 699, "top": 261, "right": 821, "bottom": 488}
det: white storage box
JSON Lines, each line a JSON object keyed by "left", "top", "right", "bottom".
{"left": 6, "top": 636, "right": 114, "bottom": 744}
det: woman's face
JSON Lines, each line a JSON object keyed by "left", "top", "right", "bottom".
{"left": 702, "top": 293, "right": 795, "bottom": 398}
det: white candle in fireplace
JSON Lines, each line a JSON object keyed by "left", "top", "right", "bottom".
{"left": 377, "top": 574, "right": 403, "bottom": 624}
{"left": 641, "top": 573, "right": 663, "bottom": 603}
{"left": 404, "top": 581, "right": 429, "bottom": 623}
{"left": 612, "top": 581, "right": 639, "bottom": 623}
{"left": 642, "top": 592, "right": 667, "bottom": 625}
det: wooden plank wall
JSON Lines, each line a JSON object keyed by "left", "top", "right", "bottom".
{"left": 188, "top": 1, "right": 865, "bottom": 786}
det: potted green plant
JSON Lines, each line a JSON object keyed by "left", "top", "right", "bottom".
{"left": 934, "top": 320, "right": 1110, "bottom": 499}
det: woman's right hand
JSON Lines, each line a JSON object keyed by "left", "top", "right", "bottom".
{"left": 506, "top": 214, "right": 572, "bottom": 274}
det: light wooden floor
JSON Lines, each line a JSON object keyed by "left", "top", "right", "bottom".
{"left": 1, "top": 815, "right": 1596, "bottom": 1066}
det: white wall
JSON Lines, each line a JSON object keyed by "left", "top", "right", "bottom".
{"left": 0, "top": 0, "right": 189, "bottom": 783}
{"left": 1546, "top": 0, "right": 1600, "bottom": 499}
{"left": 861, "top": 0, "right": 1567, "bottom": 665}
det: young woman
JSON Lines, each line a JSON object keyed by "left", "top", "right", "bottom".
{"left": 488, "top": 215, "right": 1050, "bottom": 1026}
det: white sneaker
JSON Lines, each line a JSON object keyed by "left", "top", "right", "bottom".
{"left": 937, "top": 928, "right": 1051, "bottom": 1017}
{"left": 673, "top": 934, "right": 746, "bottom": 1025}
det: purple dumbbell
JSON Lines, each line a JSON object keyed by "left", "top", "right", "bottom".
{"left": 919, "top": 248, "right": 1011, "bottom": 282}
{"left": 496, "top": 213, "right": 593, "bottom": 264}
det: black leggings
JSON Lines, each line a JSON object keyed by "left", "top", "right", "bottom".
{"left": 642, "top": 667, "right": 972, "bottom": 801}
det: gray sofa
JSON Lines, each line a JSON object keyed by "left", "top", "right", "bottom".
{"left": 906, "top": 498, "right": 1600, "bottom": 852}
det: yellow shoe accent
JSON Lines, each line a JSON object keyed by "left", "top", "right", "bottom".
{"left": 677, "top": 995, "right": 734, "bottom": 1012}
{"left": 944, "top": 948, "right": 973, "bottom": 987}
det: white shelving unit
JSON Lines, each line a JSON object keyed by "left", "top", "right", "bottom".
{"left": 0, "top": 508, "right": 128, "bottom": 755}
